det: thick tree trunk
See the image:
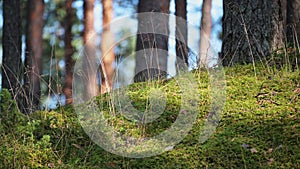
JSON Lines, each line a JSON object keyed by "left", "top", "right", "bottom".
{"left": 199, "top": 0, "right": 212, "bottom": 68}
{"left": 175, "top": 0, "right": 188, "bottom": 69}
{"left": 287, "top": 0, "right": 300, "bottom": 46}
{"left": 1, "top": 0, "right": 22, "bottom": 109}
{"left": 100, "top": 0, "right": 115, "bottom": 94}
{"left": 24, "top": 0, "right": 44, "bottom": 113}
{"left": 83, "top": 0, "right": 98, "bottom": 100}
{"left": 221, "top": 0, "right": 286, "bottom": 66}
{"left": 63, "top": 0, "right": 75, "bottom": 105}
{"left": 134, "top": 0, "right": 170, "bottom": 82}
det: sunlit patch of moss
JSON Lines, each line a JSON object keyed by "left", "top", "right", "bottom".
{"left": 0, "top": 62, "right": 299, "bottom": 168}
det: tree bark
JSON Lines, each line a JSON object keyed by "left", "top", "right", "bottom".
{"left": 83, "top": 0, "right": 98, "bottom": 100}
{"left": 24, "top": 0, "right": 44, "bottom": 113}
{"left": 63, "top": 0, "right": 75, "bottom": 105}
{"left": 134, "top": 0, "right": 170, "bottom": 82}
{"left": 1, "top": 0, "right": 22, "bottom": 110}
{"left": 221, "top": 0, "right": 286, "bottom": 66}
{"left": 287, "top": 0, "right": 300, "bottom": 46}
{"left": 100, "top": 0, "right": 115, "bottom": 94}
{"left": 199, "top": 0, "right": 212, "bottom": 68}
{"left": 175, "top": 0, "right": 188, "bottom": 69}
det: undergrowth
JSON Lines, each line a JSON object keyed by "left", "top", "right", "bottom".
{"left": 0, "top": 63, "right": 299, "bottom": 168}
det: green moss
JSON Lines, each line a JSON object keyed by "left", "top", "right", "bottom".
{"left": 0, "top": 63, "right": 299, "bottom": 168}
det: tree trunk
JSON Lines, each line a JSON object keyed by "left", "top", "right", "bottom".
{"left": 1, "top": 0, "right": 22, "bottom": 111}
{"left": 100, "top": 0, "right": 115, "bottom": 94}
{"left": 287, "top": 0, "right": 300, "bottom": 46}
{"left": 24, "top": 0, "right": 44, "bottom": 113}
{"left": 175, "top": 0, "right": 188, "bottom": 69}
{"left": 221, "top": 0, "right": 286, "bottom": 66}
{"left": 83, "top": 0, "right": 98, "bottom": 100}
{"left": 134, "top": 0, "right": 170, "bottom": 82}
{"left": 63, "top": 0, "right": 75, "bottom": 105}
{"left": 199, "top": 0, "right": 212, "bottom": 68}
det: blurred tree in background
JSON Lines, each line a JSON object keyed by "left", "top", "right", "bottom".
{"left": 23, "top": 0, "right": 45, "bottom": 113}
{"left": 134, "top": 0, "right": 170, "bottom": 82}
{"left": 1, "top": 0, "right": 22, "bottom": 110}
{"left": 199, "top": 0, "right": 212, "bottom": 68}
{"left": 1, "top": 0, "right": 226, "bottom": 112}
{"left": 63, "top": 0, "right": 75, "bottom": 105}
{"left": 287, "top": 0, "right": 300, "bottom": 46}
{"left": 100, "top": 0, "right": 115, "bottom": 94}
{"left": 175, "top": 0, "right": 188, "bottom": 68}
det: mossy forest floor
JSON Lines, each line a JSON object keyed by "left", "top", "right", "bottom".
{"left": 1, "top": 63, "right": 299, "bottom": 168}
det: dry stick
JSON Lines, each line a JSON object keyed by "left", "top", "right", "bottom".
{"left": 248, "top": 29, "right": 270, "bottom": 72}
{"left": 291, "top": 25, "right": 300, "bottom": 54}
{"left": 83, "top": 141, "right": 94, "bottom": 164}
{"left": 100, "top": 58, "right": 111, "bottom": 93}
{"left": 254, "top": 40, "right": 270, "bottom": 73}
{"left": 46, "top": 46, "right": 54, "bottom": 111}
{"left": 138, "top": 29, "right": 149, "bottom": 137}
{"left": 55, "top": 49, "right": 62, "bottom": 107}
{"left": 291, "top": 26, "right": 300, "bottom": 70}
{"left": 240, "top": 12, "right": 257, "bottom": 80}
{"left": 293, "top": 26, "right": 300, "bottom": 70}
{"left": 227, "top": 36, "right": 243, "bottom": 66}
{"left": 100, "top": 44, "right": 116, "bottom": 117}
{"left": 141, "top": 32, "right": 149, "bottom": 138}
{"left": 288, "top": 92, "right": 300, "bottom": 104}
{"left": 99, "top": 39, "right": 117, "bottom": 151}
{"left": 2, "top": 65, "right": 24, "bottom": 113}
{"left": 1, "top": 66, "right": 17, "bottom": 99}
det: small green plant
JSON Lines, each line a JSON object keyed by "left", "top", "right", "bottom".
{"left": 0, "top": 89, "right": 55, "bottom": 168}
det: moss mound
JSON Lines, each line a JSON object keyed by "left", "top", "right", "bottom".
{"left": 0, "top": 64, "right": 299, "bottom": 168}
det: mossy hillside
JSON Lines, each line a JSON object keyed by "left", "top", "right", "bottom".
{"left": 0, "top": 64, "right": 299, "bottom": 168}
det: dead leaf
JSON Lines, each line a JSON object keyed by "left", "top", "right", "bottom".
{"left": 48, "top": 163, "right": 55, "bottom": 168}
{"left": 165, "top": 145, "right": 174, "bottom": 151}
{"left": 250, "top": 148, "right": 258, "bottom": 153}
{"left": 72, "top": 143, "right": 82, "bottom": 149}
{"left": 294, "top": 88, "right": 300, "bottom": 93}
{"left": 267, "top": 158, "right": 274, "bottom": 165}
{"left": 266, "top": 148, "right": 273, "bottom": 154}
{"left": 106, "top": 162, "right": 115, "bottom": 168}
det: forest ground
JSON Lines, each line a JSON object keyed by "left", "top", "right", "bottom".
{"left": 0, "top": 62, "right": 299, "bottom": 168}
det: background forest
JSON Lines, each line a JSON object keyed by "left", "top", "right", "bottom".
{"left": 0, "top": 0, "right": 223, "bottom": 112}
{"left": 0, "top": 0, "right": 299, "bottom": 168}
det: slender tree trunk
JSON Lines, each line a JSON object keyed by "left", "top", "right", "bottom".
{"left": 100, "top": 0, "right": 115, "bottom": 94}
{"left": 221, "top": 0, "right": 286, "bottom": 66}
{"left": 175, "top": 0, "right": 188, "bottom": 70}
{"left": 199, "top": 0, "right": 212, "bottom": 68}
{"left": 134, "top": 0, "right": 170, "bottom": 82}
{"left": 83, "top": 0, "right": 98, "bottom": 100}
{"left": 287, "top": 0, "right": 300, "bottom": 46}
{"left": 63, "top": 0, "right": 75, "bottom": 105}
{"left": 1, "top": 0, "right": 22, "bottom": 109}
{"left": 24, "top": 0, "right": 44, "bottom": 113}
